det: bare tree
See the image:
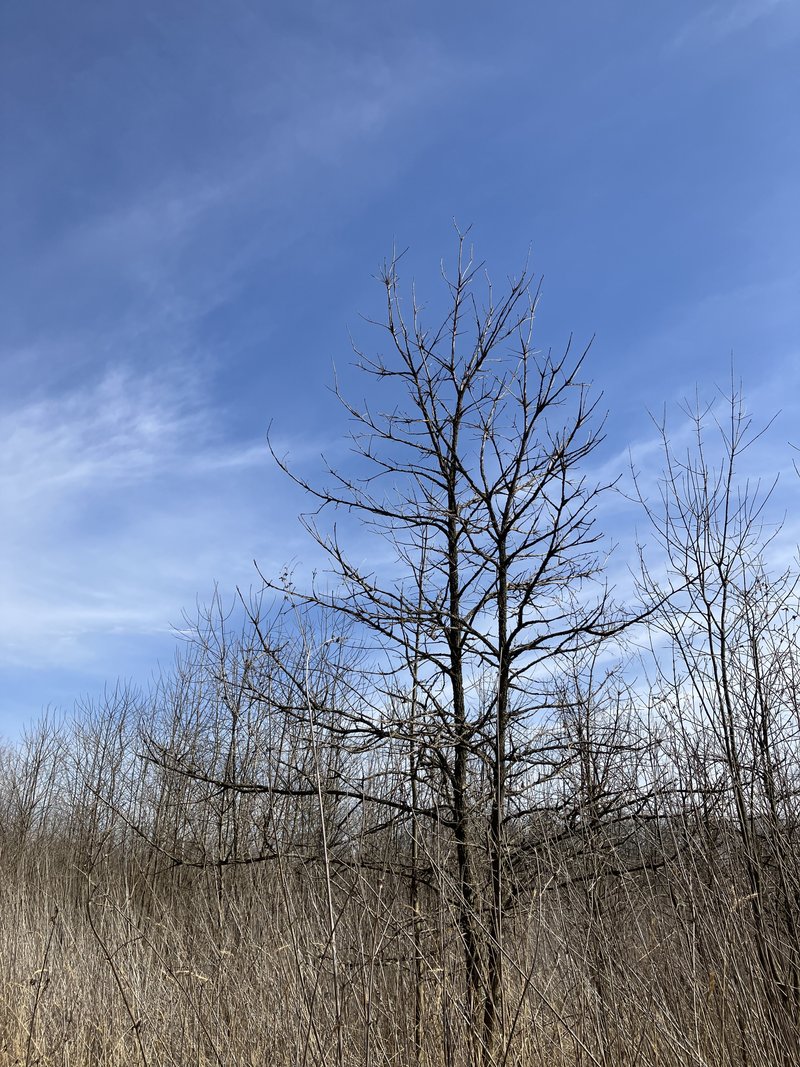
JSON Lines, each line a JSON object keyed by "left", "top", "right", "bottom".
{"left": 268, "top": 231, "right": 621, "bottom": 1064}
{"left": 636, "top": 386, "right": 800, "bottom": 1059}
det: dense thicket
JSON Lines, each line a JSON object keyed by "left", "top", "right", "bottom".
{"left": 1, "top": 242, "right": 799, "bottom": 1067}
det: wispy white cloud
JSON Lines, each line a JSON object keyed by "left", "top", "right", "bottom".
{"left": 585, "top": 264, "right": 800, "bottom": 609}
{"left": 0, "top": 25, "right": 469, "bottom": 701}
{"left": 20, "top": 41, "right": 465, "bottom": 343}
{"left": 591, "top": 338, "right": 800, "bottom": 621}
{"left": 671, "top": 0, "right": 793, "bottom": 49}
{"left": 0, "top": 366, "right": 292, "bottom": 671}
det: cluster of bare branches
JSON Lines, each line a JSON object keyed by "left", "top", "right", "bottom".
{"left": 1, "top": 238, "right": 799, "bottom": 1066}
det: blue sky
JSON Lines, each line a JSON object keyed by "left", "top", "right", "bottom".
{"left": 1, "top": 0, "right": 798, "bottom": 733}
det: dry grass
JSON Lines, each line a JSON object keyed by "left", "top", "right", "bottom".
{"left": 0, "top": 814, "right": 797, "bottom": 1067}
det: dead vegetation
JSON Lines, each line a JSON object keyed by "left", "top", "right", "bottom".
{"left": 2, "top": 239, "right": 799, "bottom": 1066}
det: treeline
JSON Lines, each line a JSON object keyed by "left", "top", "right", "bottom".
{"left": 1, "top": 238, "right": 799, "bottom": 1066}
